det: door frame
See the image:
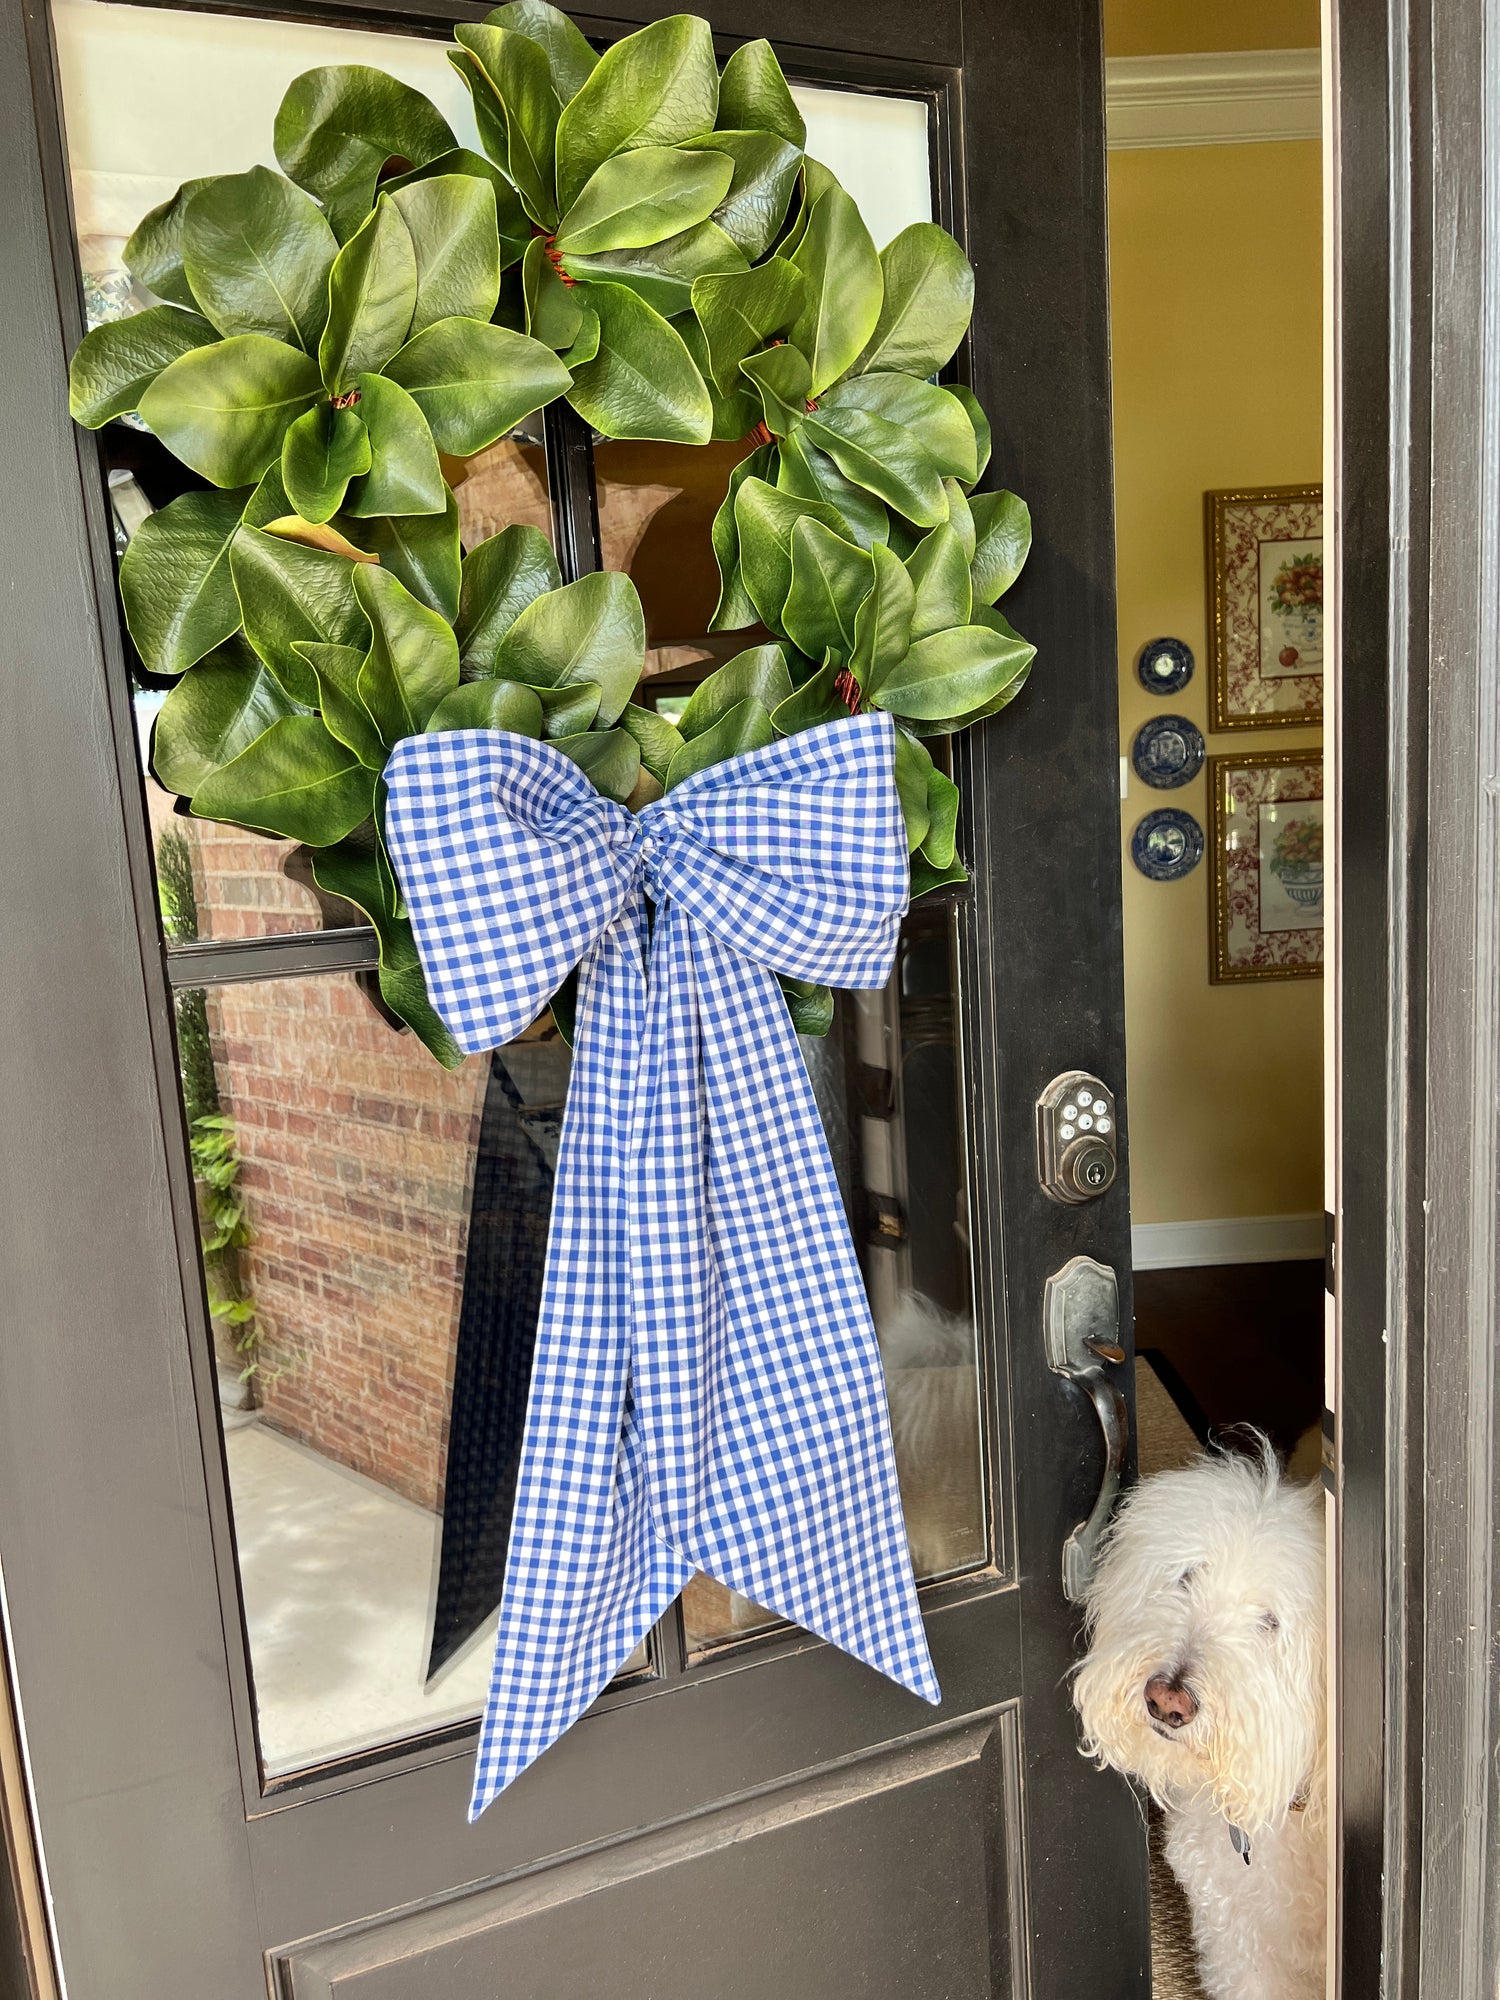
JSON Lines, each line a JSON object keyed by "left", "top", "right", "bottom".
{"left": 1333, "top": 0, "right": 1500, "bottom": 1992}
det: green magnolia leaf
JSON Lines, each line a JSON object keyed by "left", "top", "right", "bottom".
{"left": 68, "top": 306, "right": 218, "bottom": 427}
{"left": 709, "top": 443, "right": 775, "bottom": 630}
{"left": 561, "top": 304, "right": 603, "bottom": 369}
{"left": 716, "top": 39, "right": 805, "bottom": 148}
{"left": 739, "top": 342, "right": 811, "bottom": 437}
{"left": 192, "top": 713, "right": 375, "bottom": 843}
{"left": 124, "top": 178, "right": 218, "bottom": 308}
{"left": 556, "top": 727, "right": 640, "bottom": 802}
{"left": 893, "top": 727, "right": 933, "bottom": 852}
{"left": 821, "top": 372, "right": 978, "bottom": 484}
{"left": 934, "top": 605, "right": 1033, "bottom": 731}
{"left": 119, "top": 486, "right": 248, "bottom": 675}
{"left": 425, "top": 677, "right": 545, "bottom": 735}
{"left": 789, "top": 187, "right": 882, "bottom": 395}
{"left": 734, "top": 475, "right": 864, "bottom": 631}
{"left": 779, "top": 976, "right": 833, "bottom": 1037}
{"left": 678, "top": 643, "right": 793, "bottom": 738}
{"left": 665, "top": 695, "right": 773, "bottom": 788}
{"left": 350, "top": 490, "right": 461, "bottom": 618}
{"left": 450, "top": 25, "right": 561, "bottom": 230}
{"left": 770, "top": 658, "right": 849, "bottom": 735}
{"left": 556, "top": 145, "right": 732, "bottom": 255}
{"left": 385, "top": 149, "right": 532, "bottom": 269}
{"left": 910, "top": 851, "right": 968, "bottom": 899}
{"left": 554, "top": 14, "right": 718, "bottom": 215}
{"left": 353, "top": 564, "right": 460, "bottom": 739}
{"left": 311, "top": 826, "right": 464, "bottom": 1066}
{"left": 802, "top": 405, "right": 947, "bottom": 527}
{"left": 230, "top": 522, "right": 366, "bottom": 703}
{"left": 242, "top": 460, "right": 295, "bottom": 531}
{"left": 495, "top": 569, "right": 645, "bottom": 723}
{"left": 485, "top": 0, "right": 599, "bottom": 102}
{"left": 383, "top": 316, "right": 572, "bottom": 455}
{"left": 319, "top": 197, "right": 417, "bottom": 394}
{"left": 869, "top": 620, "right": 1034, "bottom": 723}
{"left": 151, "top": 637, "right": 303, "bottom": 795}
{"left": 281, "top": 401, "right": 372, "bottom": 523}
{"left": 946, "top": 384, "right": 991, "bottom": 486}
{"left": 906, "top": 521, "right": 971, "bottom": 641}
{"left": 292, "top": 640, "right": 387, "bottom": 764}
{"left": 691, "top": 256, "right": 804, "bottom": 395}
{"left": 970, "top": 489, "right": 1032, "bottom": 604}
{"left": 456, "top": 523, "right": 562, "bottom": 672}
{"left": 678, "top": 314, "right": 756, "bottom": 439}
{"left": 782, "top": 516, "right": 873, "bottom": 661}
{"left": 140, "top": 336, "right": 322, "bottom": 488}
{"left": 943, "top": 478, "right": 975, "bottom": 559}
{"left": 852, "top": 222, "right": 974, "bottom": 379}
{"left": 619, "top": 701, "right": 685, "bottom": 781}
{"left": 850, "top": 541, "right": 915, "bottom": 690}
{"left": 922, "top": 763, "right": 960, "bottom": 868}
{"left": 775, "top": 427, "right": 888, "bottom": 551}
{"left": 389, "top": 175, "right": 503, "bottom": 335}
{"left": 564, "top": 223, "right": 745, "bottom": 320}
{"left": 522, "top": 232, "right": 586, "bottom": 349}
{"left": 181, "top": 167, "right": 337, "bottom": 353}
{"left": 336, "top": 371, "right": 445, "bottom": 518}
{"left": 564, "top": 282, "right": 710, "bottom": 444}
{"left": 778, "top": 156, "right": 839, "bottom": 265}
{"left": 536, "top": 681, "right": 603, "bottom": 735}
{"left": 682, "top": 129, "right": 801, "bottom": 262}
{"left": 274, "top": 66, "right": 456, "bottom": 242}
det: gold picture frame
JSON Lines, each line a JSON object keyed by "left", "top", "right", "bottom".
{"left": 1208, "top": 749, "right": 1324, "bottom": 984}
{"left": 1206, "top": 484, "right": 1323, "bottom": 731}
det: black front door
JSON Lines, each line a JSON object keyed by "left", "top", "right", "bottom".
{"left": 0, "top": 0, "right": 1144, "bottom": 1991}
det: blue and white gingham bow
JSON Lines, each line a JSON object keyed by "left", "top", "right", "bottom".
{"left": 383, "top": 710, "right": 941, "bottom": 1818}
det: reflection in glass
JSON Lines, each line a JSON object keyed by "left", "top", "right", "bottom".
{"left": 174, "top": 972, "right": 490, "bottom": 1771}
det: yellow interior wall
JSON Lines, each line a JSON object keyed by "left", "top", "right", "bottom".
{"left": 1105, "top": 0, "right": 1320, "bottom": 57}
{"left": 1109, "top": 140, "right": 1323, "bottom": 1224}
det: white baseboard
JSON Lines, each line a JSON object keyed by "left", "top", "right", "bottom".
{"left": 1106, "top": 49, "right": 1321, "bottom": 151}
{"left": 1131, "top": 1213, "right": 1324, "bottom": 1270}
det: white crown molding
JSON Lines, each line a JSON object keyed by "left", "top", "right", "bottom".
{"left": 1131, "top": 1211, "right": 1325, "bottom": 1269}
{"left": 1105, "top": 48, "right": 1321, "bottom": 151}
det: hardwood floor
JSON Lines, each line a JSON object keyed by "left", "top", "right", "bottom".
{"left": 1132, "top": 1260, "right": 1324, "bottom": 1460}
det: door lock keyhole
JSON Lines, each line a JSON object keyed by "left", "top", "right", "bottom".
{"left": 1036, "top": 1071, "right": 1118, "bottom": 1205}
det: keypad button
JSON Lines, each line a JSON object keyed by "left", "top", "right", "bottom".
{"left": 1060, "top": 1124, "right": 1075, "bottom": 1142}
{"left": 1096, "top": 1117, "right": 1112, "bottom": 1134}
{"left": 1077, "top": 1113, "right": 1094, "bottom": 1130}
{"left": 1062, "top": 1103, "right": 1078, "bottom": 1121}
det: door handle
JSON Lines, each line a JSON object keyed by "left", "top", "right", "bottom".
{"left": 1044, "top": 1255, "right": 1129, "bottom": 1601}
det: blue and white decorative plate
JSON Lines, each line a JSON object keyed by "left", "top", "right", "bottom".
{"left": 1131, "top": 808, "right": 1204, "bottom": 881}
{"left": 1132, "top": 714, "right": 1205, "bottom": 790}
{"left": 1136, "top": 636, "right": 1194, "bottom": 695}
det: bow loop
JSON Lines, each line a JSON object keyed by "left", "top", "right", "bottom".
{"left": 640, "top": 713, "right": 908, "bottom": 986}
{"left": 384, "top": 730, "right": 642, "bottom": 1052}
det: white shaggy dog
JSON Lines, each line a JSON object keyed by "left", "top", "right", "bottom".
{"left": 1072, "top": 1447, "right": 1326, "bottom": 2000}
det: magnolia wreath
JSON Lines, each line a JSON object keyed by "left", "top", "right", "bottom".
{"left": 70, "top": 1, "right": 1033, "bottom": 1063}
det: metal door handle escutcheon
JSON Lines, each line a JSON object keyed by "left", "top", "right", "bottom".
{"left": 1044, "top": 1255, "right": 1129, "bottom": 1601}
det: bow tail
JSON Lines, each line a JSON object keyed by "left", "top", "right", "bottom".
{"left": 468, "top": 908, "right": 691, "bottom": 1820}
{"left": 631, "top": 915, "right": 941, "bottom": 1709}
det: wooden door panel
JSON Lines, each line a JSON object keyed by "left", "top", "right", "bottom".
{"left": 276, "top": 1709, "right": 1022, "bottom": 2000}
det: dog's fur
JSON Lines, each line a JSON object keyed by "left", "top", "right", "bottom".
{"left": 1072, "top": 1447, "right": 1327, "bottom": 1999}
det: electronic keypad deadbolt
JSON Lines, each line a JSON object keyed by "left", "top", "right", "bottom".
{"left": 1036, "top": 1071, "right": 1118, "bottom": 1204}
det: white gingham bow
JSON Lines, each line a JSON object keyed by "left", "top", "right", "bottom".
{"left": 383, "top": 710, "right": 940, "bottom": 1818}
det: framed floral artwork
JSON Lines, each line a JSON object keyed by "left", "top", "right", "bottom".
{"left": 1208, "top": 751, "right": 1324, "bottom": 983}
{"left": 1206, "top": 485, "right": 1323, "bottom": 730}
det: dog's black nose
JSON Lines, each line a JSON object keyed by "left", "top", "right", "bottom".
{"left": 1144, "top": 1673, "right": 1198, "bottom": 1728}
